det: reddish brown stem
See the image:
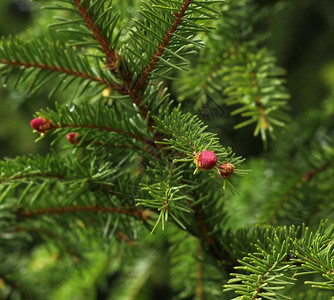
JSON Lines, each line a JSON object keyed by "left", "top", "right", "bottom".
{"left": 251, "top": 264, "right": 274, "bottom": 300}
{"left": 16, "top": 204, "right": 152, "bottom": 221}
{"left": 72, "top": 0, "right": 121, "bottom": 73}
{"left": 60, "top": 123, "right": 151, "bottom": 144}
{"left": 1, "top": 59, "right": 126, "bottom": 94}
{"left": 128, "top": 0, "right": 192, "bottom": 122}
{"left": 82, "top": 139, "right": 161, "bottom": 159}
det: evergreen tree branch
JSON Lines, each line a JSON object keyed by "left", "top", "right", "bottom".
{"left": 0, "top": 154, "right": 121, "bottom": 204}
{"left": 15, "top": 205, "right": 151, "bottom": 221}
{"left": 0, "top": 172, "right": 65, "bottom": 185}
{"left": 124, "top": 0, "right": 221, "bottom": 128}
{"left": 251, "top": 263, "right": 280, "bottom": 300}
{"left": 0, "top": 168, "right": 112, "bottom": 190}
{"left": 293, "top": 222, "right": 334, "bottom": 291}
{"left": 72, "top": 0, "right": 121, "bottom": 73}
{"left": 48, "top": 121, "right": 151, "bottom": 145}
{"left": 1, "top": 58, "right": 112, "bottom": 87}
{"left": 35, "top": 104, "right": 157, "bottom": 151}
{"left": 130, "top": 0, "right": 192, "bottom": 101}
{"left": 224, "top": 226, "right": 298, "bottom": 299}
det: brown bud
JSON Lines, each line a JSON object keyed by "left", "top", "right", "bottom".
{"left": 66, "top": 132, "right": 80, "bottom": 145}
{"left": 218, "top": 162, "right": 235, "bottom": 178}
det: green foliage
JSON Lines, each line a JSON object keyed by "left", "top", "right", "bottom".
{"left": 123, "top": 0, "right": 223, "bottom": 77}
{"left": 33, "top": 0, "right": 122, "bottom": 49}
{"left": 175, "top": 0, "right": 290, "bottom": 143}
{"left": 0, "top": 36, "right": 115, "bottom": 98}
{"left": 0, "top": 0, "right": 333, "bottom": 299}
{"left": 224, "top": 222, "right": 334, "bottom": 299}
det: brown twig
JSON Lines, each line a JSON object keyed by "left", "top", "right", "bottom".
{"left": 128, "top": 0, "right": 192, "bottom": 122}
{"left": 16, "top": 204, "right": 152, "bottom": 221}
{"left": 1, "top": 59, "right": 126, "bottom": 94}
{"left": 251, "top": 264, "right": 274, "bottom": 300}
{"left": 60, "top": 123, "right": 152, "bottom": 145}
{"left": 72, "top": 0, "right": 121, "bottom": 73}
{"left": 50, "top": 122, "right": 162, "bottom": 157}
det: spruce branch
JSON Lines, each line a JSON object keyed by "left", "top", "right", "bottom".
{"left": 0, "top": 58, "right": 110, "bottom": 87}
{"left": 122, "top": 0, "right": 222, "bottom": 125}
{"left": 15, "top": 205, "right": 151, "bottom": 221}
{"left": 44, "top": 119, "right": 151, "bottom": 145}
{"left": 130, "top": 0, "right": 192, "bottom": 100}
{"left": 224, "top": 227, "right": 298, "bottom": 299}
{"left": 293, "top": 222, "right": 334, "bottom": 291}
{"left": 72, "top": 0, "right": 121, "bottom": 73}
{"left": 35, "top": 104, "right": 160, "bottom": 156}
{"left": 0, "top": 154, "right": 119, "bottom": 204}
{"left": 0, "top": 38, "right": 126, "bottom": 95}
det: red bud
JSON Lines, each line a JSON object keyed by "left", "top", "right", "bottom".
{"left": 194, "top": 150, "right": 217, "bottom": 170}
{"left": 30, "top": 117, "right": 52, "bottom": 133}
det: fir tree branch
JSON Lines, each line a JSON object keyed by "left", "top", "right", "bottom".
{"left": 53, "top": 122, "right": 152, "bottom": 145}
{"left": 0, "top": 172, "right": 65, "bottom": 184}
{"left": 128, "top": 0, "right": 192, "bottom": 118}
{"left": 0, "top": 58, "right": 125, "bottom": 93}
{"left": 15, "top": 205, "right": 151, "bottom": 221}
{"left": 72, "top": 0, "right": 121, "bottom": 73}
{"left": 269, "top": 158, "right": 334, "bottom": 225}
{"left": 50, "top": 121, "right": 161, "bottom": 157}
{"left": 251, "top": 264, "right": 275, "bottom": 300}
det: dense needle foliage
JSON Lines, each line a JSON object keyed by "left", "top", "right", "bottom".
{"left": 0, "top": 0, "right": 334, "bottom": 299}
